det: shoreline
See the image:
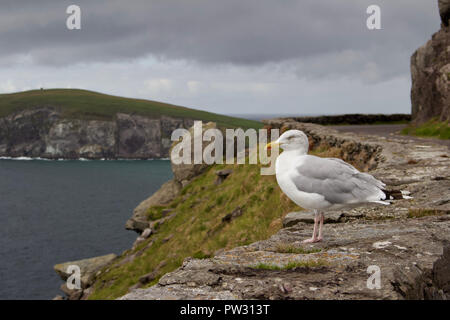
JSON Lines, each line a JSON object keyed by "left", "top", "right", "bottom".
{"left": 0, "top": 156, "right": 170, "bottom": 161}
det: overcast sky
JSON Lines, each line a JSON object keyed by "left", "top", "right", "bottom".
{"left": 0, "top": 0, "right": 440, "bottom": 116}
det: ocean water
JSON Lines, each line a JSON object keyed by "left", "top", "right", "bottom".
{"left": 0, "top": 159, "right": 172, "bottom": 300}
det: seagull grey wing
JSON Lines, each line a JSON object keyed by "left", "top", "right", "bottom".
{"left": 328, "top": 157, "right": 386, "bottom": 189}
{"left": 292, "top": 156, "right": 386, "bottom": 205}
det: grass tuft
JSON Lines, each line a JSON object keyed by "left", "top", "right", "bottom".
{"left": 408, "top": 208, "right": 447, "bottom": 218}
{"left": 275, "top": 243, "right": 322, "bottom": 254}
{"left": 401, "top": 120, "right": 450, "bottom": 140}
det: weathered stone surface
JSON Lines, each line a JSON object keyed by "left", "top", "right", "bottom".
{"left": 126, "top": 179, "right": 181, "bottom": 232}
{"left": 54, "top": 253, "right": 117, "bottom": 289}
{"left": 215, "top": 169, "right": 233, "bottom": 185}
{"left": 116, "top": 113, "right": 162, "bottom": 158}
{"left": 60, "top": 283, "right": 83, "bottom": 300}
{"left": 410, "top": 4, "right": 450, "bottom": 124}
{"left": 120, "top": 284, "right": 238, "bottom": 300}
{"left": 0, "top": 107, "right": 195, "bottom": 159}
{"left": 121, "top": 216, "right": 450, "bottom": 300}
{"left": 222, "top": 207, "right": 243, "bottom": 223}
{"left": 141, "top": 228, "right": 152, "bottom": 239}
{"left": 171, "top": 121, "right": 218, "bottom": 184}
{"left": 283, "top": 211, "right": 344, "bottom": 227}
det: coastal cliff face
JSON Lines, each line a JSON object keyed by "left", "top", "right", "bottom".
{"left": 411, "top": 1, "right": 450, "bottom": 124}
{"left": 0, "top": 107, "right": 194, "bottom": 159}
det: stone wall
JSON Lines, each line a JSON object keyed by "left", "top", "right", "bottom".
{"left": 268, "top": 114, "right": 411, "bottom": 126}
{"left": 263, "top": 119, "right": 383, "bottom": 171}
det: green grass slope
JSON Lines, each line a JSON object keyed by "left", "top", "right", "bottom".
{"left": 401, "top": 119, "right": 450, "bottom": 140}
{"left": 88, "top": 161, "right": 299, "bottom": 299}
{"left": 0, "top": 89, "right": 262, "bottom": 129}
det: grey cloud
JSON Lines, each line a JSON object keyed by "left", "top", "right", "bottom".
{"left": 0, "top": 0, "right": 441, "bottom": 82}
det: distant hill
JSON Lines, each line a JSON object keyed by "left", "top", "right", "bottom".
{"left": 0, "top": 89, "right": 262, "bottom": 159}
{"left": 0, "top": 89, "right": 262, "bottom": 130}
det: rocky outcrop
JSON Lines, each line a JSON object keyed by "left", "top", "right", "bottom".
{"left": 0, "top": 107, "right": 194, "bottom": 159}
{"left": 121, "top": 217, "right": 450, "bottom": 300}
{"left": 125, "top": 180, "right": 182, "bottom": 232}
{"left": 120, "top": 121, "right": 450, "bottom": 300}
{"left": 54, "top": 253, "right": 117, "bottom": 300}
{"left": 439, "top": 0, "right": 450, "bottom": 26}
{"left": 125, "top": 122, "right": 220, "bottom": 232}
{"left": 411, "top": 1, "right": 450, "bottom": 125}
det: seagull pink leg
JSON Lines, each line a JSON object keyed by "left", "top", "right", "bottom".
{"left": 303, "top": 210, "right": 320, "bottom": 243}
{"left": 317, "top": 212, "right": 324, "bottom": 241}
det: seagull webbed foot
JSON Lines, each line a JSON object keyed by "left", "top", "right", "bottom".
{"left": 302, "top": 237, "right": 322, "bottom": 243}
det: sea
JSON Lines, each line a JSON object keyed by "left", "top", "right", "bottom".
{"left": 0, "top": 158, "right": 172, "bottom": 300}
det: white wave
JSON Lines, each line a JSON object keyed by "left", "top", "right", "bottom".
{"left": 0, "top": 156, "right": 169, "bottom": 161}
{"left": 0, "top": 156, "right": 50, "bottom": 161}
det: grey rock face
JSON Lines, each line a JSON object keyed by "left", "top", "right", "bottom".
{"left": 283, "top": 211, "right": 344, "bottom": 227}
{"left": 44, "top": 119, "right": 116, "bottom": 159}
{"left": 170, "top": 121, "right": 218, "bottom": 184}
{"left": 439, "top": 0, "right": 450, "bottom": 26}
{"left": 120, "top": 217, "right": 450, "bottom": 300}
{"left": 125, "top": 179, "right": 182, "bottom": 232}
{"left": 116, "top": 113, "right": 162, "bottom": 158}
{"left": 410, "top": 3, "right": 450, "bottom": 125}
{"left": 0, "top": 107, "right": 194, "bottom": 159}
{"left": 54, "top": 253, "right": 117, "bottom": 293}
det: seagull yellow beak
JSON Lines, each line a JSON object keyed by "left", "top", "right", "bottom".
{"left": 265, "top": 141, "right": 280, "bottom": 150}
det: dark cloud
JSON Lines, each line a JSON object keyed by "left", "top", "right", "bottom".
{"left": 0, "top": 0, "right": 440, "bottom": 82}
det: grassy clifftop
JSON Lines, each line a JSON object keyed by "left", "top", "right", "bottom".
{"left": 88, "top": 162, "right": 299, "bottom": 299}
{"left": 0, "top": 89, "right": 262, "bottom": 129}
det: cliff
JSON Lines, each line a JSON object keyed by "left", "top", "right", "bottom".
{"left": 119, "top": 121, "right": 450, "bottom": 300}
{"left": 50, "top": 115, "right": 447, "bottom": 300}
{"left": 0, "top": 107, "right": 195, "bottom": 159}
{"left": 411, "top": 1, "right": 450, "bottom": 125}
{"left": 0, "top": 89, "right": 262, "bottom": 159}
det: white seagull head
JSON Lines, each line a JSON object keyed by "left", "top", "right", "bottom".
{"left": 267, "top": 129, "right": 309, "bottom": 154}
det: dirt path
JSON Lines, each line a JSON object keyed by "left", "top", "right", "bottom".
{"left": 330, "top": 124, "right": 450, "bottom": 149}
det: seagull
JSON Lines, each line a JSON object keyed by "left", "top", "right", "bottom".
{"left": 266, "top": 129, "right": 391, "bottom": 243}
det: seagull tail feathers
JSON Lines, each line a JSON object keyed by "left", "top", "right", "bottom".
{"left": 382, "top": 189, "right": 413, "bottom": 201}
{"left": 372, "top": 200, "right": 391, "bottom": 205}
